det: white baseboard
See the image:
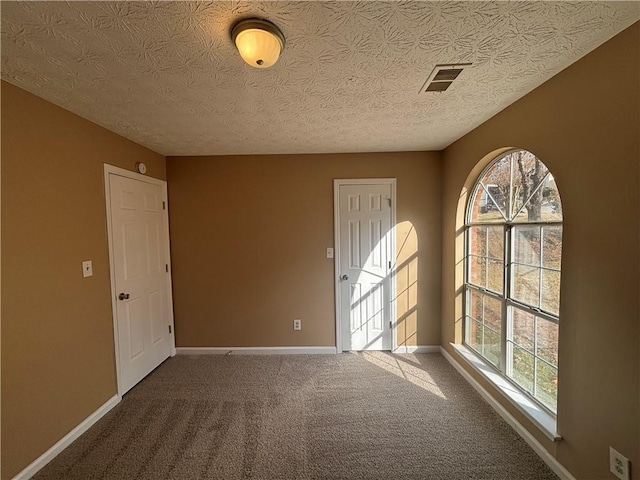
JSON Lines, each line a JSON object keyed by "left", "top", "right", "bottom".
{"left": 394, "top": 345, "right": 440, "bottom": 354}
{"left": 13, "top": 394, "right": 121, "bottom": 480}
{"left": 177, "top": 346, "right": 441, "bottom": 355}
{"left": 439, "top": 347, "right": 577, "bottom": 480}
{"left": 177, "top": 346, "right": 440, "bottom": 355}
{"left": 176, "top": 346, "right": 338, "bottom": 355}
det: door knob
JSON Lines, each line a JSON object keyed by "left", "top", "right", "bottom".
{"left": 340, "top": 274, "right": 349, "bottom": 281}
{"left": 118, "top": 293, "right": 130, "bottom": 301}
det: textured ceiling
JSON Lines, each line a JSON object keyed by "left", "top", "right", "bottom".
{"left": 2, "top": 1, "right": 638, "bottom": 156}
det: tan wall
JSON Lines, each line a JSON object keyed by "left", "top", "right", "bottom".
{"left": 441, "top": 22, "right": 640, "bottom": 479}
{"left": 1, "top": 81, "right": 166, "bottom": 478}
{"left": 167, "top": 152, "right": 442, "bottom": 349}
{"left": 4, "top": 20, "right": 638, "bottom": 480}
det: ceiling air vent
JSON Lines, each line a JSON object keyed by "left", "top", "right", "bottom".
{"left": 421, "top": 63, "right": 472, "bottom": 93}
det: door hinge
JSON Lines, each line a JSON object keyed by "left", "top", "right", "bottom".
{"left": 169, "top": 325, "right": 172, "bottom": 334}
{"left": 389, "top": 321, "right": 392, "bottom": 329}
{"left": 165, "top": 264, "right": 169, "bottom": 272}
{"left": 388, "top": 198, "right": 392, "bottom": 206}
{"left": 162, "top": 201, "right": 166, "bottom": 210}
{"left": 388, "top": 261, "right": 392, "bottom": 269}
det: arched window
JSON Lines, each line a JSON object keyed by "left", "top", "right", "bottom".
{"left": 465, "top": 149, "right": 562, "bottom": 413}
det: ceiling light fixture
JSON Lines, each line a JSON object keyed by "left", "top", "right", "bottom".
{"left": 231, "top": 18, "right": 285, "bottom": 69}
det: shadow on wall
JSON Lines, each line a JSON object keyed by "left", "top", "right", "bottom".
{"left": 393, "top": 221, "right": 418, "bottom": 349}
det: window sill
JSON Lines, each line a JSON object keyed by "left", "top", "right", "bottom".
{"left": 450, "top": 343, "right": 561, "bottom": 442}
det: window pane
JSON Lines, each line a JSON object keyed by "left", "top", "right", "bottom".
{"left": 468, "top": 289, "right": 482, "bottom": 321}
{"left": 469, "top": 255, "right": 486, "bottom": 288}
{"left": 510, "top": 345, "right": 534, "bottom": 393}
{"left": 487, "top": 259, "right": 504, "bottom": 294}
{"left": 540, "top": 176, "right": 562, "bottom": 222}
{"left": 468, "top": 227, "right": 487, "bottom": 257}
{"left": 513, "top": 264, "right": 540, "bottom": 308}
{"left": 511, "top": 307, "right": 534, "bottom": 350}
{"left": 484, "top": 326, "right": 501, "bottom": 368}
{"left": 480, "top": 157, "right": 511, "bottom": 219}
{"left": 536, "top": 319, "right": 558, "bottom": 366}
{"left": 486, "top": 226, "right": 504, "bottom": 259}
{"left": 469, "top": 185, "right": 506, "bottom": 223}
{"left": 513, "top": 226, "right": 541, "bottom": 266}
{"left": 511, "top": 152, "right": 549, "bottom": 222}
{"left": 536, "top": 360, "right": 558, "bottom": 412}
{"left": 466, "top": 318, "right": 483, "bottom": 354}
{"left": 484, "top": 295, "right": 502, "bottom": 331}
{"left": 542, "top": 226, "right": 562, "bottom": 269}
{"left": 541, "top": 269, "right": 561, "bottom": 315}
{"left": 466, "top": 290, "right": 503, "bottom": 370}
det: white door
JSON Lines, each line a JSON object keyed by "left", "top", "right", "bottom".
{"left": 336, "top": 181, "right": 393, "bottom": 351}
{"left": 107, "top": 170, "right": 173, "bottom": 395}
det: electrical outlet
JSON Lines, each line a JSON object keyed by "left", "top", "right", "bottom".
{"left": 610, "top": 447, "right": 630, "bottom": 480}
{"left": 293, "top": 319, "right": 301, "bottom": 331}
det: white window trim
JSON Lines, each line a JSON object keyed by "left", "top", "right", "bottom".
{"left": 451, "top": 342, "right": 560, "bottom": 442}
{"left": 463, "top": 151, "right": 562, "bottom": 421}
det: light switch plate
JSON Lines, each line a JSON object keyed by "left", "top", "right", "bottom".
{"left": 326, "top": 247, "right": 334, "bottom": 259}
{"left": 82, "top": 260, "right": 93, "bottom": 278}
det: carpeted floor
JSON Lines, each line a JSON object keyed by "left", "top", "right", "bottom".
{"left": 35, "top": 352, "right": 559, "bottom": 479}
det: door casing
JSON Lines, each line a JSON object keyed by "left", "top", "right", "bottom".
{"left": 104, "top": 164, "right": 176, "bottom": 397}
{"left": 333, "top": 178, "right": 397, "bottom": 353}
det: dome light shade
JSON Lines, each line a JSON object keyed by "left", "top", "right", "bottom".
{"left": 232, "top": 19, "right": 285, "bottom": 69}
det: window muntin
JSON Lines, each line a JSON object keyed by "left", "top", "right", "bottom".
{"left": 464, "top": 149, "right": 562, "bottom": 413}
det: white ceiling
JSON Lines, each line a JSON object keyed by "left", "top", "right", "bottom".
{"left": 2, "top": 1, "right": 638, "bottom": 156}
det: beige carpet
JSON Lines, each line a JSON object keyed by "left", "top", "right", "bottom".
{"left": 34, "top": 352, "right": 559, "bottom": 479}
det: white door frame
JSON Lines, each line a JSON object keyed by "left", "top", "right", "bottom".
{"left": 104, "top": 164, "right": 176, "bottom": 397}
{"left": 333, "top": 178, "right": 397, "bottom": 353}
